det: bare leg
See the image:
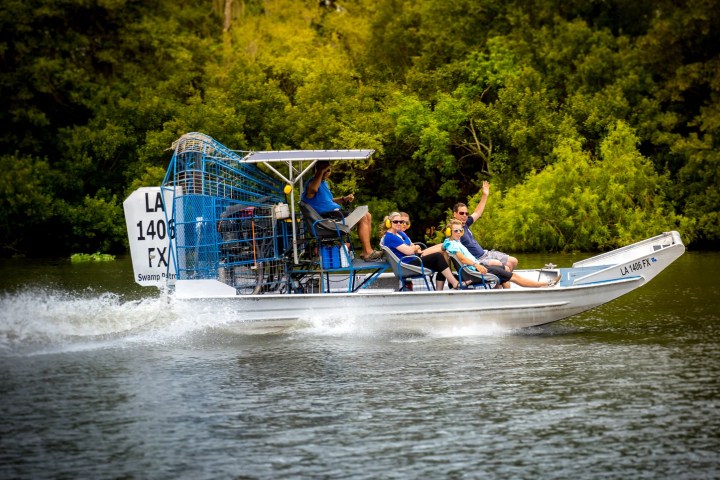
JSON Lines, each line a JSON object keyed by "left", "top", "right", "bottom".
{"left": 506, "top": 256, "right": 518, "bottom": 272}
{"left": 439, "top": 267, "right": 459, "bottom": 289}
{"left": 482, "top": 259, "right": 509, "bottom": 286}
{"left": 358, "top": 212, "right": 373, "bottom": 256}
{"left": 421, "top": 244, "right": 444, "bottom": 256}
{"left": 510, "top": 273, "right": 549, "bottom": 288}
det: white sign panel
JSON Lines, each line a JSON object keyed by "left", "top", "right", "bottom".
{"left": 123, "top": 187, "right": 177, "bottom": 287}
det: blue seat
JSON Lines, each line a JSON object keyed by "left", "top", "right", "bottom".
{"left": 298, "top": 201, "right": 353, "bottom": 240}
{"left": 379, "top": 240, "right": 435, "bottom": 291}
{"left": 447, "top": 252, "right": 500, "bottom": 289}
{"left": 299, "top": 201, "right": 387, "bottom": 292}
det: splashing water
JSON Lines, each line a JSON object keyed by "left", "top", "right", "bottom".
{"left": 0, "top": 286, "right": 524, "bottom": 356}
{"left": 0, "top": 288, "right": 398, "bottom": 355}
{"left": 0, "top": 288, "right": 218, "bottom": 355}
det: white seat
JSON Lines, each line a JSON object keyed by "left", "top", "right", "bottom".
{"left": 447, "top": 252, "right": 500, "bottom": 289}
{"left": 379, "top": 239, "right": 435, "bottom": 291}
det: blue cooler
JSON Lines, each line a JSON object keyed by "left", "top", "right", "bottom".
{"left": 320, "top": 245, "right": 341, "bottom": 269}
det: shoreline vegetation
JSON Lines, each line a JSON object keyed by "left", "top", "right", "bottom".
{"left": 70, "top": 253, "right": 116, "bottom": 263}
{"left": 1, "top": 0, "right": 717, "bottom": 258}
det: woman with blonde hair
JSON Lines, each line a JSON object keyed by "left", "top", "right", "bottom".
{"left": 382, "top": 212, "right": 463, "bottom": 290}
{"left": 443, "top": 219, "right": 559, "bottom": 288}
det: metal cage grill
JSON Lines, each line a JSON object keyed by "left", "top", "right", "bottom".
{"left": 162, "top": 133, "right": 290, "bottom": 293}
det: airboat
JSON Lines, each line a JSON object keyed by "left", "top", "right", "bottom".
{"left": 123, "top": 132, "right": 685, "bottom": 331}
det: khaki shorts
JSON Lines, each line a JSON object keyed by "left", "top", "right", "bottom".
{"left": 478, "top": 250, "right": 509, "bottom": 266}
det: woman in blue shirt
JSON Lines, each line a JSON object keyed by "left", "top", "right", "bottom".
{"left": 382, "top": 212, "right": 462, "bottom": 290}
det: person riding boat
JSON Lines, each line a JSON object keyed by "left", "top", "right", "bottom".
{"left": 443, "top": 219, "right": 559, "bottom": 288}
{"left": 453, "top": 181, "right": 518, "bottom": 272}
{"left": 302, "top": 160, "right": 383, "bottom": 261}
{"left": 382, "top": 212, "right": 464, "bottom": 290}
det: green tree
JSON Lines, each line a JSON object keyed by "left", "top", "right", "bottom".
{"left": 0, "top": 154, "right": 55, "bottom": 255}
{"left": 1, "top": 0, "right": 717, "bottom": 256}
{"left": 477, "top": 122, "right": 692, "bottom": 251}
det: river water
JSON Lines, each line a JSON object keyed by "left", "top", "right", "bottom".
{"left": 1, "top": 252, "right": 718, "bottom": 479}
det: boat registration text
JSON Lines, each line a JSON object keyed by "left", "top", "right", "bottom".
{"left": 620, "top": 257, "right": 655, "bottom": 276}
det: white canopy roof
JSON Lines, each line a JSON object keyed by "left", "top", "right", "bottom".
{"left": 238, "top": 149, "right": 376, "bottom": 263}
{"left": 242, "top": 149, "right": 374, "bottom": 163}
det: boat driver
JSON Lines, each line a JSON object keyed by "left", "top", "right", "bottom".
{"left": 302, "top": 160, "right": 383, "bottom": 261}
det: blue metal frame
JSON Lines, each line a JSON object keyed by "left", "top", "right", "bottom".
{"left": 160, "top": 133, "right": 285, "bottom": 288}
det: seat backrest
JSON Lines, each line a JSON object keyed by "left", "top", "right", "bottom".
{"left": 446, "top": 252, "right": 463, "bottom": 271}
{"left": 379, "top": 242, "right": 404, "bottom": 278}
{"left": 447, "top": 252, "right": 500, "bottom": 288}
{"left": 379, "top": 239, "right": 433, "bottom": 291}
{"left": 379, "top": 239, "right": 430, "bottom": 279}
{"left": 298, "top": 201, "right": 351, "bottom": 240}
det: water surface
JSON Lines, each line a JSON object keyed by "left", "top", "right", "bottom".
{"left": 1, "top": 253, "right": 718, "bottom": 479}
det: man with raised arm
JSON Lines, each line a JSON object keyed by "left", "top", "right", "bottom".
{"left": 452, "top": 181, "right": 518, "bottom": 272}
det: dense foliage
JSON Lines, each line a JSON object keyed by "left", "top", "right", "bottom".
{"left": 1, "top": 0, "right": 718, "bottom": 256}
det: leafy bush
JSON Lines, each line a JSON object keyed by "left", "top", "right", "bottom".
{"left": 476, "top": 122, "right": 694, "bottom": 252}
{"left": 70, "top": 252, "right": 116, "bottom": 263}
{"left": 68, "top": 193, "right": 128, "bottom": 254}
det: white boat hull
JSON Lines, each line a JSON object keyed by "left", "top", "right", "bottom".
{"left": 171, "top": 232, "right": 685, "bottom": 332}
{"left": 178, "top": 277, "right": 642, "bottom": 332}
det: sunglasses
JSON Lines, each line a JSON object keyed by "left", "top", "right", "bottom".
{"left": 391, "top": 220, "right": 406, "bottom": 224}
{"left": 457, "top": 212, "right": 469, "bottom": 216}
{"left": 453, "top": 229, "right": 464, "bottom": 233}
